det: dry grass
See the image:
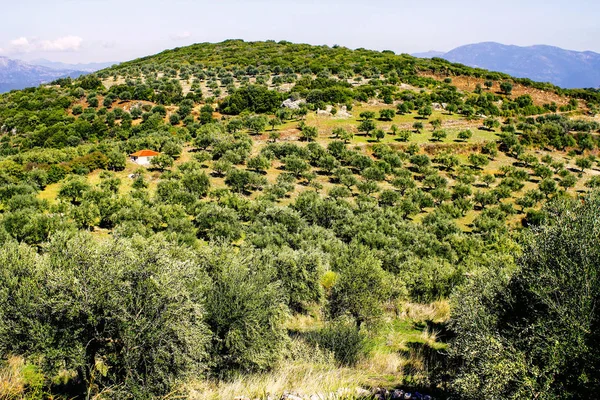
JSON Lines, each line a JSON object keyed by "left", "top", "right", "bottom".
{"left": 183, "top": 338, "right": 375, "bottom": 400}
{"left": 402, "top": 300, "right": 450, "bottom": 323}
{"left": 0, "top": 356, "right": 45, "bottom": 400}
{"left": 184, "top": 302, "right": 451, "bottom": 400}
{"left": 285, "top": 313, "right": 324, "bottom": 333}
{"left": 185, "top": 362, "right": 370, "bottom": 400}
{"left": 356, "top": 352, "right": 404, "bottom": 378}
{"left": 183, "top": 341, "right": 421, "bottom": 399}
{"left": 0, "top": 357, "right": 26, "bottom": 399}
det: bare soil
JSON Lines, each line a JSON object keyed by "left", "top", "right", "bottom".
{"left": 419, "top": 72, "right": 571, "bottom": 107}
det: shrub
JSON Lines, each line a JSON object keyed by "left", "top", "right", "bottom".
{"left": 309, "top": 317, "right": 367, "bottom": 366}
{"left": 0, "top": 233, "right": 210, "bottom": 398}
{"left": 270, "top": 247, "right": 325, "bottom": 313}
{"left": 328, "top": 248, "right": 389, "bottom": 328}
{"left": 219, "top": 85, "right": 282, "bottom": 115}
{"left": 449, "top": 194, "right": 600, "bottom": 399}
{"left": 202, "top": 246, "right": 287, "bottom": 376}
{"left": 72, "top": 105, "right": 83, "bottom": 115}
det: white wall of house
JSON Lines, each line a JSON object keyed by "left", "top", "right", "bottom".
{"left": 131, "top": 156, "right": 154, "bottom": 166}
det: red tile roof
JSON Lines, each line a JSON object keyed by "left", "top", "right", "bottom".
{"left": 130, "top": 150, "right": 160, "bottom": 157}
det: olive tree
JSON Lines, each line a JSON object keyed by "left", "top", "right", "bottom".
{"left": 328, "top": 248, "right": 389, "bottom": 328}
{"left": 0, "top": 234, "right": 210, "bottom": 397}
{"left": 449, "top": 194, "right": 600, "bottom": 399}
{"left": 202, "top": 246, "right": 287, "bottom": 375}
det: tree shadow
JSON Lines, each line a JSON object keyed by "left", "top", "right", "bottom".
{"left": 397, "top": 340, "right": 451, "bottom": 396}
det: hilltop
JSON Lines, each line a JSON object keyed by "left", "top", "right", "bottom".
{"left": 1, "top": 40, "right": 600, "bottom": 399}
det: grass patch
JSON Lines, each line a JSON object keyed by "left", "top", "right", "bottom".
{"left": 185, "top": 302, "right": 450, "bottom": 399}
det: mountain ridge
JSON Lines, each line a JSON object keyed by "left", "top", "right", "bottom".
{"left": 0, "top": 56, "right": 87, "bottom": 93}
{"left": 29, "top": 59, "right": 119, "bottom": 72}
{"left": 412, "top": 42, "right": 600, "bottom": 89}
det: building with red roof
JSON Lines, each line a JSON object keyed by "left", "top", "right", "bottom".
{"left": 130, "top": 149, "right": 160, "bottom": 166}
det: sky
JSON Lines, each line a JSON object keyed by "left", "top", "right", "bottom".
{"left": 0, "top": 0, "right": 599, "bottom": 64}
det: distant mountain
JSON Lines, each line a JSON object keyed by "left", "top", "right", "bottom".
{"left": 411, "top": 50, "right": 445, "bottom": 59}
{"left": 30, "top": 59, "right": 119, "bottom": 72}
{"left": 412, "top": 42, "right": 600, "bottom": 89}
{"left": 0, "top": 56, "right": 87, "bottom": 93}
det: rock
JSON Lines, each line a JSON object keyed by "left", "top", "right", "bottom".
{"left": 281, "top": 98, "right": 305, "bottom": 109}
{"left": 335, "top": 105, "right": 352, "bottom": 118}
{"left": 391, "top": 389, "right": 405, "bottom": 399}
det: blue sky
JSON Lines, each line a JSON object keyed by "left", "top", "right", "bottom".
{"left": 1, "top": 0, "right": 598, "bottom": 63}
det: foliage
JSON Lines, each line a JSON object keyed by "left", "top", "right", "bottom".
{"left": 449, "top": 194, "right": 600, "bottom": 399}
{"left": 203, "top": 246, "right": 287, "bottom": 376}
{"left": 1, "top": 38, "right": 599, "bottom": 398}
{"left": 328, "top": 247, "right": 389, "bottom": 328}
{"left": 0, "top": 233, "right": 209, "bottom": 398}
{"left": 309, "top": 317, "right": 367, "bottom": 366}
{"left": 219, "top": 85, "right": 282, "bottom": 115}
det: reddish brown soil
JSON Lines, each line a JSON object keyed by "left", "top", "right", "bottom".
{"left": 419, "top": 73, "right": 571, "bottom": 107}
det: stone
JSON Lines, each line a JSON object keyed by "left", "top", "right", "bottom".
{"left": 281, "top": 98, "right": 305, "bottom": 109}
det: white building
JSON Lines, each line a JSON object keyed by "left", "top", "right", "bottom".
{"left": 130, "top": 149, "right": 160, "bottom": 166}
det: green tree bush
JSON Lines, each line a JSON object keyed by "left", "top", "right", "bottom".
{"left": 449, "top": 194, "right": 600, "bottom": 399}
{"left": 0, "top": 234, "right": 210, "bottom": 398}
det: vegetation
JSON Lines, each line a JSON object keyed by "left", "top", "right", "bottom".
{"left": 449, "top": 195, "right": 600, "bottom": 399}
{"left": 1, "top": 39, "right": 600, "bottom": 399}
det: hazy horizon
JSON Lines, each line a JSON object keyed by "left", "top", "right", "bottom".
{"left": 1, "top": 0, "right": 599, "bottom": 64}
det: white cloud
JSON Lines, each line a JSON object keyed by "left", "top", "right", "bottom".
{"left": 3, "top": 36, "right": 83, "bottom": 54}
{"left": 171, "top": 32, "right": 192, "bottom": 40}
{"left": 40, "top": 36, "right": 83, "bottom": 52}
{"left": 10, "top": 37, "right": 33, "bottom": 52}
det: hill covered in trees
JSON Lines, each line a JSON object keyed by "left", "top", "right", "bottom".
{"left": 0, "top": 39, "right": 599, "bottom": 399}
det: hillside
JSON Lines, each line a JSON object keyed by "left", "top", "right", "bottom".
{"left": 1, "top": 39, "right": 600, "bottom": 399}
{"left": 0, "top": 56, "right": 86, "bottom": 93}
{"left": 414, "top": 42, "right": 600, "bottom": 89}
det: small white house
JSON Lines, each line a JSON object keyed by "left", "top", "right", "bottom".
{"left": 130, "top": 149, "right": 160, "bottom": 166}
